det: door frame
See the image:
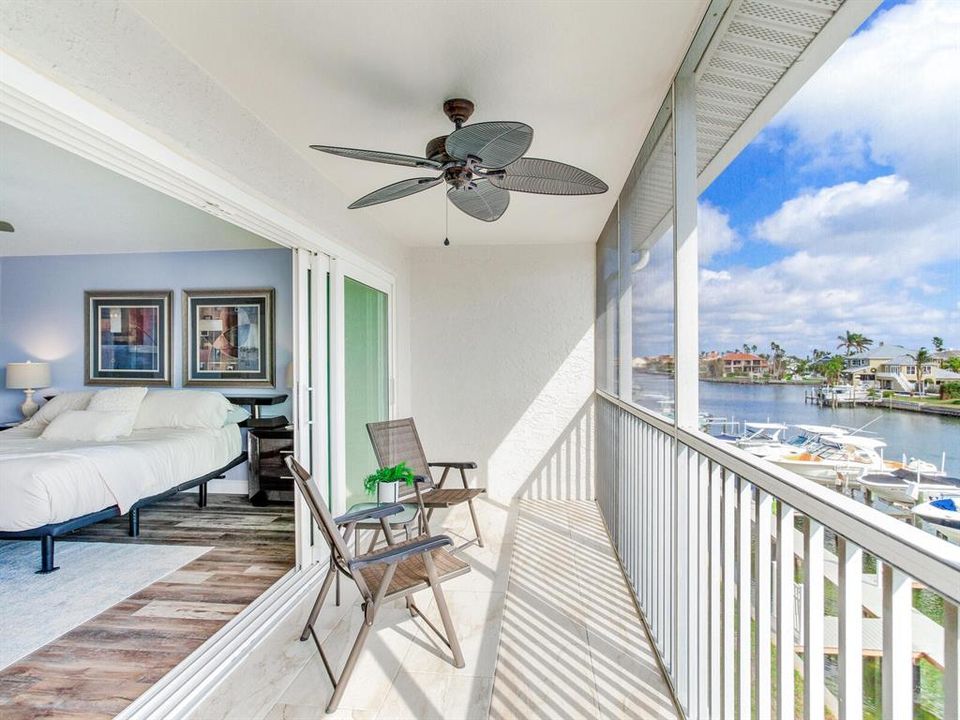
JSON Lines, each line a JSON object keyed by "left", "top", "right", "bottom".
{"left": 0, "top": 50, "right": 397, "bottom": 719}
{"left": 328, "top": 258, "right": 397, "bottom": 514}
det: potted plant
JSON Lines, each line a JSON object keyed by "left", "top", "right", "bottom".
{"left": 363, "top": 462, "right": 415, "bottom": 504}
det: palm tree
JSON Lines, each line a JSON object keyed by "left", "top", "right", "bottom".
{"left": 908, "top": 347, "right": 932, "bottom": 395}
{"left": 823, "top": 356, "right": 845, "bottom": 385}
{"left": 836, "top": 331, "right": 874, "bottom": 356}
{"left": 932, "top": 336, "right": 945, "bottom": 352}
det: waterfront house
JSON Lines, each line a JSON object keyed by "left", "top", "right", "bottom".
{"left": 2, "top": 2, "right": 957, "bottom": 720}
{"left": 720, "top": 351, "right": 768, "bottom": 376}
{"left": 844, "top": 345, "right": 955, "bottom": 392}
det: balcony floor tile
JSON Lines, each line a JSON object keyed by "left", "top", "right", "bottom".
{"left": 266, "top": 498, "right": 677, "bottom": 719}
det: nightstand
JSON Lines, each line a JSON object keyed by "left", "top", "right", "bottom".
{"left": 225, "top": 394, "right": 289, "bottom": 429}
{"left": 247, "top": 426, "right": 295, "bottom": 505}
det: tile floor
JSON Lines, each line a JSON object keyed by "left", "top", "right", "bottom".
{"left": 264, "top": 498, "right": 678, "bottom": 720}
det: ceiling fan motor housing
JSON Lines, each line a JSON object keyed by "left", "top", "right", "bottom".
{"left": 442, "top": 98, "right": 475, "bottom": 128}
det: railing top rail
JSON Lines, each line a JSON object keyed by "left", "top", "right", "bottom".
{"left": 596, "top": 390, "right": 960, "bottom": 602}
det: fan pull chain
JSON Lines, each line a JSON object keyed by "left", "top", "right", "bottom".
{"left": 443, "top": 190, "right": 450, "bottom": 246}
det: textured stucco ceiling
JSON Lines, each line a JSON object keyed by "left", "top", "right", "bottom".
{"left": 128, "top": 0, "right": 708, "bottom": 246}
{"left": 0, "top": 122, "right": 276, "bottom": 256}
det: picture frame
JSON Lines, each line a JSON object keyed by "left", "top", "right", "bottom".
{"left": 183, "top": 288, "right": 275, "bottom": 387}
{"left": 84, "top": 290, "right": 173, "bottom": 386}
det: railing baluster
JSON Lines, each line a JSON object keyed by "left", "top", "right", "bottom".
{"left": 804, "top": 518, "right": 825, "bottom": 720}
{"left": 837, "top": 536, "right": 862, "bottom": 720}
{"left": 755, "top": 490, "right": 772, "bottom": 718}
{"left": 738, "top": 477, "right": 751, "bottom": 719}
{"left": 723, "top": 469, "right": 735, "bottom": 720}
{"left": 697, "top": 453, "right": 710, "bottom": 717}
{"left": 776, "top": 502, "right": 795, "bottom": 720}
{"left": 881, "top": 565, "right": 911, "bottom": 720}
{"left": 945, "top": 600, "right": 959, "bottom": 720}
{"left": 709, "top": 461, "right": 722, "bottom": 717}
{"left": 677, "top": 444, "right": 689, "bottom": 707}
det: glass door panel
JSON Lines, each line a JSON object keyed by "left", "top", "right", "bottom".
{"left": 343, "top": 277, "right": 389, "bottom": 508}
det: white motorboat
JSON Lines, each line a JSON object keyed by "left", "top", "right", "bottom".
{"left": 911, "top": 498, "right": 960, "bottom": 542}
{"left": 744, "top": 424, "right": 848, "bottom": 461}
{"left": 768, "top": 434, "right": 898, "bottom": 487}
{"left": 715, "top": 422, "right": 789, "bottom": 450}
{"left": 859, "top": 468, "right": 959, "bottom": 504}
{"left": 816, "top": 384, "right": 871, "bottom": 404}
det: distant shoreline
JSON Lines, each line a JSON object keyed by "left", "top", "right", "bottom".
{"left": 633, "top": 370, "right": 820, "bottom": 387}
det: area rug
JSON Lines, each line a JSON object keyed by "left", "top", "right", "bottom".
{"left": 0, "top": 540, "right": 211, "bottom": 668}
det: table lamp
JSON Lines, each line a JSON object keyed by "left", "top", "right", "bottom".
{"left": 6, "top": 361, "right": 51, "bottom": 419}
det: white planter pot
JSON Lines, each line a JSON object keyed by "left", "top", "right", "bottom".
{"left": 377, "top": 481, "right": 400, "bottom": 504}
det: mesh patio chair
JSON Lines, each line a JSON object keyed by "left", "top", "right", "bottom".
{"left": 367, "top": 418, "right": 486, "bottom": 548}
{"left": 285, "top": 456, "right": 470, "bottom": 714}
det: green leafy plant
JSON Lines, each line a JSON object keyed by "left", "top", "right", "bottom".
{"left": 363, "top": 462, "right": 415, "bottom": 495}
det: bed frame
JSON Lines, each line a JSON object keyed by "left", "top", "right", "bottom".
{"left": 0, "top": 454, "right": 246, "bottom": 574}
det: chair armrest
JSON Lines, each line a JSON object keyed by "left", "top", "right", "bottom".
{"left": 348, "top": 534, "right": 453, "bottom": 570}
{"left": 334, "top": 503, "right": 405, "bottom": 526}
{"left": 428, "top": 461, "right": 478, "bottom": 470}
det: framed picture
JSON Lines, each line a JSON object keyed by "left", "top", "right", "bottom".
{"left": 183, "top": 288, "right": 275, "bottom": 387}
{"left": 85, "top": 291, "right": 173, "bottom": 386}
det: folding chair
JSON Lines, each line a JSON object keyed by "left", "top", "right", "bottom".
{"left": 285, "top": 456, "right": 471, "bottom": 714}
{"left": 367, "top": 418, "right": 486, "bottom": 548}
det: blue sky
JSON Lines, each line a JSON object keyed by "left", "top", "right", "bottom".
{"left": 692, "top": 0, "right": 960, "bottom": 357}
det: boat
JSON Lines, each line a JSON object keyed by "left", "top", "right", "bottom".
{"left": 911, "top": 498, "right": 960, "bottom": 542}
{"left": 859, "top": 468, "right": 959, "bottom": 504}
{"left": 767, "top": 434, "right": 897, "bottom": 487}
{"left": 715, "top": 421, "right": 789, "bottom": 449}
{"left": 815, "top": 384, "right": 871, "bottom": 404}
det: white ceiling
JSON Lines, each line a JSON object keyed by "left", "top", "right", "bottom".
{"left": 0, "top": 122, "right": 276, "bottom": 256}
{"left": 129, "top": 0, "right": 708, "bottom": 246}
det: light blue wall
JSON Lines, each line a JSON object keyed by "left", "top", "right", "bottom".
{"left": 0, "top": 248, "right": 293, "bottom": 421}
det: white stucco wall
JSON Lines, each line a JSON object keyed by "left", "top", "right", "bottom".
{"left": 410, "top": 243, "right": 595, "bottom": 501}
{"left": 0, "top": 0, "right": 411, "bottom": 414}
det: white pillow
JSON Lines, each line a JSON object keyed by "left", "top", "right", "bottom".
{"left": 40, "top": 410, "right": 134, "bottom": 442}
{"left": 134, "top": 390, "right": 232, "bottom": 430}
{"left": 88, "top": 387, "right": 148, "bottom": 414}
{"left": 21, "top": 391, "right": 94, "bottom": 430}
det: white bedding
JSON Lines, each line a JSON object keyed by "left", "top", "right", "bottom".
{"left": 0, "top": 424, "right": 242, "bottom": 532}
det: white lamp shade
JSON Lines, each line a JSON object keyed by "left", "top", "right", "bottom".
{"left": 6, "top": 361, "right": 52, "bottom": 390}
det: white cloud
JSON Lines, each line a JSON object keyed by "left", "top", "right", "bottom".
{"left": 771, "top": 0, "right": 960, "bottom": 193}
{"left": 699, "top": 202, "right": 739, "bottom": 262}
{"left": 754, "top": 175, "right": 908, "bottom": 247}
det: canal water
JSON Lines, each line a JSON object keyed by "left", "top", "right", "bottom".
{"left": 633, "top": 373, "right": 960, "bottom": 475}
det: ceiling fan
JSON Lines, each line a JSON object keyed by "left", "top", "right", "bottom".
{"left": 310, "top": 98, "right": 608, "bottom": 224}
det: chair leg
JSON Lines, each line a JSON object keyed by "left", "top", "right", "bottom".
{"left": 423, "top": 553, "right": 465, "bottom": 668}
{"left": 366, "top": 526, "right": 381, "bottom": 553}
{"left": 326, "top": 619, "right": 373, "bottom": 713}
{"left": 327, "top": 566, "right": 395, "bottom": 713}
{"left": 460, "top": 469, "right": 484, "bottom": 547}
{"left": 300, "top": 563, "right": 337, "bottom": 642}
{"left": 425, "top": 467, "right": 451, "bottom": 525}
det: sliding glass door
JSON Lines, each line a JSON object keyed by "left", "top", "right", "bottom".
{"left": 343, "top": 277, "right": 389, "bottom": 508}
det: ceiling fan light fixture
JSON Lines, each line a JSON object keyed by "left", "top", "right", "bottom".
{"left": 310, "top": 98, "right": 606, "bottom": 223}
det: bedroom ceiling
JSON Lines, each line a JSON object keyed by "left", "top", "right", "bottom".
{"left": 128, "top": 0, "right": 708, "bottom": 246}
{"left": 0, "top": 122, "right": 276, "bottom": 257}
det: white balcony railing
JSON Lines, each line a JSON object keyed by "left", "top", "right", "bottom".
{"left": 595, "top": 390, "right": 960, "bottom": 720}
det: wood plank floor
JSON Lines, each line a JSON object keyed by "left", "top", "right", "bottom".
{"left": 0, "top": 494, "right": 294, "bottom": 720}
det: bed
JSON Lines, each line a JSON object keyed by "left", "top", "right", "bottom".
{"left": 0, "top": 423, "right": 244, "bottom": 573}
